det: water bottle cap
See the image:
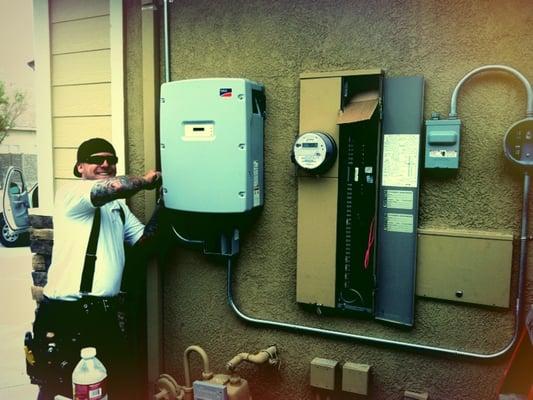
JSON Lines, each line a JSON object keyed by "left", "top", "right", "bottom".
{"left": 81, "top": 347, "right": 97, "bottom": 359}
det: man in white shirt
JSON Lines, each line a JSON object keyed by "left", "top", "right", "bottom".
{"left": 31, "top": 138, "right": 162, "bottom": 400}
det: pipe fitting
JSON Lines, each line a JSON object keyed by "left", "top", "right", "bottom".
{"left": 154, "top": 374, "right": 185, "bottom": 400}
{"left": 226, "top": 345, "right": 279, "bottom": 371}
{"left": 183, "top": 345, "right": 212, "bottom": 388}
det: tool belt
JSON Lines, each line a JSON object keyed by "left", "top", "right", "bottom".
{"left": 25, "top": 295, "right": 120, "bottom": 386}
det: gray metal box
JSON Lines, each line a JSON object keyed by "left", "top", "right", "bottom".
{"left": 424, "top": 118, "right": 461, "bottom": 169}
{"left": 160, "top": 78, "right": 265, "bottom": 213}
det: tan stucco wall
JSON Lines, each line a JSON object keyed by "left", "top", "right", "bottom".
{"left": 125, "top": 1, "right": 533, "bottom": 398}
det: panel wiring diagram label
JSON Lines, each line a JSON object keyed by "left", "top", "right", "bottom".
{"left": 381, "top": 134, "right": 420, "bottom": 188}
{"left": 384, "top": 189, "right": 413, "bottom": 210}
{"left": 384, "top": 213, "right": 414, "bottom": 233}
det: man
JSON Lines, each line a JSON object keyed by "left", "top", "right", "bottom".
{"left": 31, "top": 138, "right": 161, "bottom": 399}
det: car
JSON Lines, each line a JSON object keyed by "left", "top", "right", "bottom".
{"left": 1, "top": 166, "right": 38, "bottom": 247}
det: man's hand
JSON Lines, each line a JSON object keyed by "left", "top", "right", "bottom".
{"left": 143, "top": 170, "right": 162, "bottom": 190}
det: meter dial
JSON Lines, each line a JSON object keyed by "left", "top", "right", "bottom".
{"left": 503, "top": 117, "right": 533, "bottom": 169}
{"left": 292, "top": 132, "right": 337, "bottom": 174}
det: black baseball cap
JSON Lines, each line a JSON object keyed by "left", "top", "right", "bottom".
{"left": 73, "top": 138, "right": 117, "bottom": 177}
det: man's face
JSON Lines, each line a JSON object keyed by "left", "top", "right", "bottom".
{"left": 77, "top": 152, "right": 117, "bottom": 180}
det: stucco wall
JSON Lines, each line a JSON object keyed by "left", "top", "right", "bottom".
{"left": 125, "top": 1, "right": 533, "bottom": 399}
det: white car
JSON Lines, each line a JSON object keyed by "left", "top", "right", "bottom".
{"left": 1, "top": 166, "right": 38, "bottom": 247}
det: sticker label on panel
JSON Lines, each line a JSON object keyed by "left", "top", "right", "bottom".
{"left": 384, "top": 213, "right": 414, "bottom": 233}
{"left": 430, "top": 149, "right": 458, "bottom": 158}
{"left": 382, "top": 134, "right": 419, "bottom": 188}
{"left": 384, "top": 190, "right": 413, "bottom": 210}
{"left": 253, "top": 160, "right": 259, "bottom": 186}
{"left": 253, "top": 187, "right": 261, "bottom": 207}
{"left": 220, "top": 88, "right": 233, "bottom": 98}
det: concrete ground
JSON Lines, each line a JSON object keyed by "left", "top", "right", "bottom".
{"left": 0, "top": 244, "right": 39, "bottom": 399}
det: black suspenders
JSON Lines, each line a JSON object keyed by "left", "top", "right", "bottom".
{"left": 79, "top": 205, "right": 126, "bottom": 294}
{"left": 79, "top": 207, "right": 101, "bottom": 293}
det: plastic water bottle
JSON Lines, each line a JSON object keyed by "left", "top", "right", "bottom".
{"left": 72, "top": 347, "right": 108, "bottom": 400}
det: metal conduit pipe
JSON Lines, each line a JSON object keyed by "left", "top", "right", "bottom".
{"left": 227, "top": 171, "right": 530, "bottom": 359}
{"left": 449, "top": 65, "right": 533, "bottom": 118}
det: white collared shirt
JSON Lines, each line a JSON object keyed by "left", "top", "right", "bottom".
{"left": 43, "top": 180, "right": 144, "bottom": 300}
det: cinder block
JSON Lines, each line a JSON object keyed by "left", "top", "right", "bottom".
{"left": 310, "top": 357, "right": 338, "bottom": 390}
{"left": 342, "top": 362, "right": 371, "bottom": 395}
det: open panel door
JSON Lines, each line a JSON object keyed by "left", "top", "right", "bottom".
{"left": 2, "top": 166, "right": 31, "bottom": 232}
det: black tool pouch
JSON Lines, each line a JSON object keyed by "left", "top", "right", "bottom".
{"left": 24, "top": 331, "right": 40, "bottom": 384}
{"left": 26, "top": 299, "right": 82, "bottom": 387}
{"left": 25, "top": 329, "right": 80, "bottom": 387}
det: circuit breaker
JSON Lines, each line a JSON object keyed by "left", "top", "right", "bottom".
{"left": 160, "top": 78, "right": 265, "bottom": 214}
{"left": 295, "top": 70, "right": 424, "bottom": 326}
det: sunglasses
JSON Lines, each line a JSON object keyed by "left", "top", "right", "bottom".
{"left": 84, "top": 155, "right": 118, "bottom": 165}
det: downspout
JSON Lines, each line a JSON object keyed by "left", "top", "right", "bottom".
{"left": 143, "top": 0, "right": 164, "bottom": 396}
{"left": 163, "top": 0, "right": 171, "bottom": 83}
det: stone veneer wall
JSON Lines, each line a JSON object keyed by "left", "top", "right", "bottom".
{"left": 28, "top": 214, "right": 53, "bottom": 302}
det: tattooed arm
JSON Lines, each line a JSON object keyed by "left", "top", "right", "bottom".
{"left": 90, "top": 170, "right": 161, "bottom": 207}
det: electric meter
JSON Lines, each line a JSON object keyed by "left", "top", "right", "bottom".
{"left": 292, "top": 132, "right": 337, "bottom": 174}
{"left": 503, "top": 117, "right": 533, "bottom": 169}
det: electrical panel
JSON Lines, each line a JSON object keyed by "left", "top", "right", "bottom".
{"left": 295, "top": 70, "right": 424, "bottom": 326}
{"left": 160, "top": 78, "right": 265, "bottom": 214}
